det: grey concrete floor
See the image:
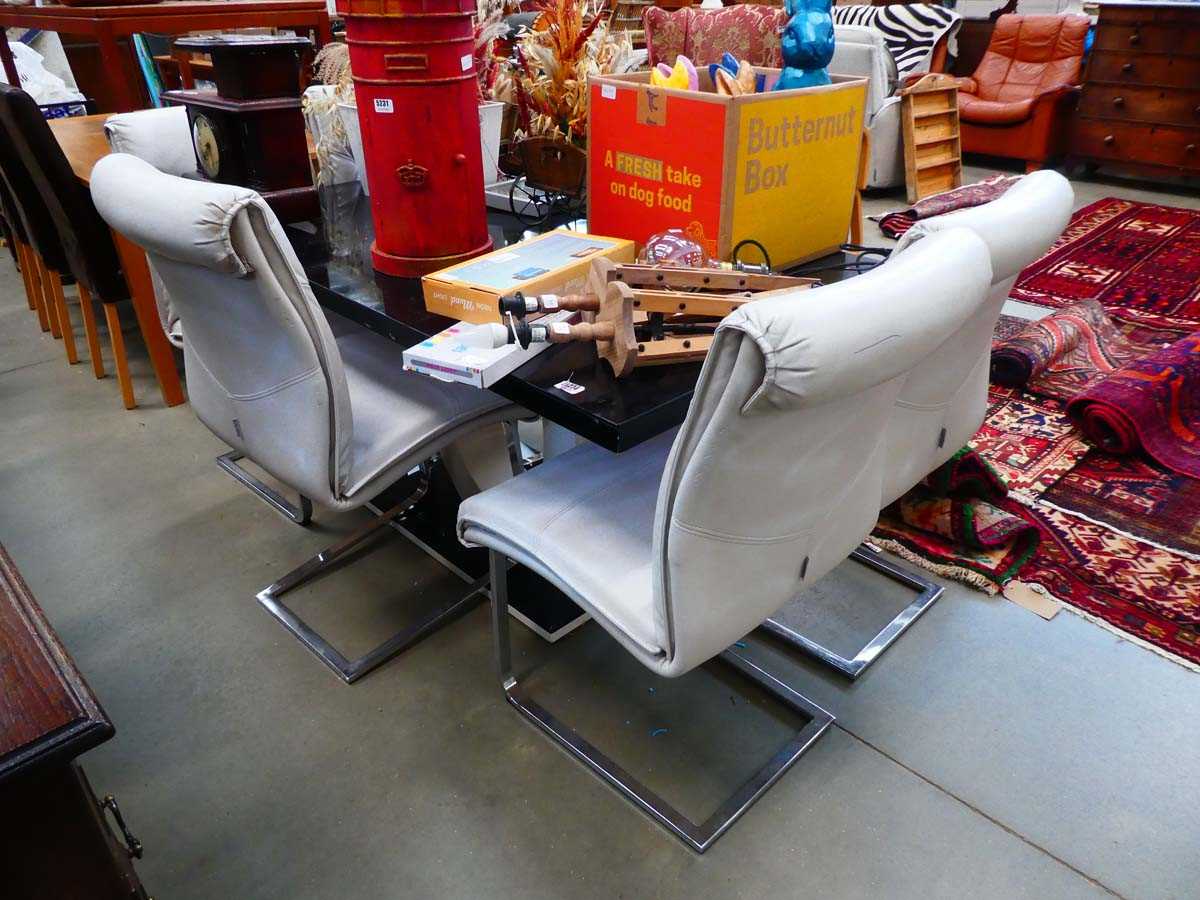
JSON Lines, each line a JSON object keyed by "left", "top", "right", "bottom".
{"left": 2, "top": 164, "right": 1199, "bottom": 900}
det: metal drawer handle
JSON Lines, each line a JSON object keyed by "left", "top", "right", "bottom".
{"left": 1188, "top": 144, "right": 1197, "bottom": 154}
{"left": 1121, "top": 62, "right": 1134, "bottom": 73}
{"left": 101, "top": 794, "right": 144, "bottom": 860}
{"left": 1113, "top": 96, "right": 1125, "bottom": 107}
{"left": 1104, "top": 134, "right": 1116, "bottom": 145}
{"left": 1129, "top": 33, "right": 1140, "bottom": 45}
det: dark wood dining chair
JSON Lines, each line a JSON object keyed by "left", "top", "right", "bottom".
{"left": 0, "top": 84, "right": 136, "bottom": 407}
{"left": 0, "top": 116, "right": 80, "bottom": 352}
{"left": 0, "top": 178, "right": 48, "bottom": 329}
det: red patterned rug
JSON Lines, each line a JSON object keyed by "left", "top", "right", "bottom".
{"left": 877, "top": 197, "right": 1200, "bottom": 668}
{"left": 1011, "top": 197, "right": 1200, "bottom": 332}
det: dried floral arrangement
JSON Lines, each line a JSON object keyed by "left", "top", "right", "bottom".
{"left": 474, "top": 0, "right": 510, "bottom": 102}
{"left": 492, "top": 0, "right": 635, "bottom": 147}
{"left": 304, "top": 43, "right": 354, "bottom": 187}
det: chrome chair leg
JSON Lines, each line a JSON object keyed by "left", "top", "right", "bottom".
{"left": 258, "top": 473, "right": 484, "bottom": 684}
{"left": 217, "top": 450, "right": 313, "bottom": 525}
{"left": 761, "top": 543, "right": 944, "bottom": 680}
{"left": 489, "top": 551, "right": 834, "bottom": 854}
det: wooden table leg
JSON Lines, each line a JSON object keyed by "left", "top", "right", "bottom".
{"left": 95, "top": 29, "right": 144, "bottom": 113}
{"left": 316, "top": 12, "right": 333, "bottom": 46}
{"left": 173, "top": 50, "right": 195, "bottom": 90}
{"left": 111, "top": 231, "right": 185, "bottom": 407}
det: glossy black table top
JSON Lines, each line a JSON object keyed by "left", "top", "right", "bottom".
{"left": 290, "top": 190, "right": 860, "bottom": 452}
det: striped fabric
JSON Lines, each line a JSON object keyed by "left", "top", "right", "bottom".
{"left": 832, "top": 4, "right": 961, "bottom": 77}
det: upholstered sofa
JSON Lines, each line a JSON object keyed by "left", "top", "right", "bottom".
{"left": 644, "top": 4, "right": 787, "bottom": 69}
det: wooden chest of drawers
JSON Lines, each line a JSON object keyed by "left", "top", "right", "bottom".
{"left": 1071, "top": 2, "right": 1200, "bottom": 176}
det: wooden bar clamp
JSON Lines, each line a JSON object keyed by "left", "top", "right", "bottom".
{"left": 497, "top": 258, "right": 819, "bottom": 377}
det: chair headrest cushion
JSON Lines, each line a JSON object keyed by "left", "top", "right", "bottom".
{"left": 90, "top": 152, "right": 262, "bottom": 277}
{"left": 722, "top": 228, "right": 993, "bottom": 414}
{"left": 895, "top": 169, "right": 1074, "bottom": 283}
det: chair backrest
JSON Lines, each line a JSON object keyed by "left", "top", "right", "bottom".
{"left": 103, "top": 105, "right": 200, "bottom": 347}
{"left": 0, "top": 84, "right": 126, "bottom": 301}
{"left": 831, "top": 25, "right": 895, "bottom": 117}
{"left": 649, "top": 228, "right": 994, "bottom": 675}
{"left": 0, "top": 95, "right": 68, "bottom": 272}
{"left": 883, "top": 169, "right": 1074, "bottom": 502}
{"left": 973, "top": 14, "right": 1089, "bottom": 102}
{"left": 644, "top": 5, "right": 786, "bottom": 69}
{"left": 104, "top": 106, "right": 198, "bottom": 178}
{"left": 91, "top": 153, "right": 354, "bottom": 506}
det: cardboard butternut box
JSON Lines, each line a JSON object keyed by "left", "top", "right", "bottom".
{"left": 588, "top": 70, "right": 867, "bottom": 269}
{"left": 422, "top": 229, "right": 636, "bottom": 324}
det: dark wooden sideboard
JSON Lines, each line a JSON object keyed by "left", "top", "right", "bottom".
{"left": 1071, "top": 1, "right": 1200, "bottom": 177}
{"left": 0, "top": 546, "right": 149, "bottom": 900}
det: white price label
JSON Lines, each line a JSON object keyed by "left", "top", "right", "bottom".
{"left": 554, "top": 379, "right": 585, "bottom": 396}
{"left": 461, "top": 53, "right": 473, "bottom": 72}
{"left": 373, "top": 98, "right": 394, "bottom": 114}
{"left": 601, "top": 84, "right": 617, "bottom": 100}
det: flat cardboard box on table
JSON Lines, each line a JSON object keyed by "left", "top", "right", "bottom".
{"left": 422, "top": 229, "right": 636, "bottom": 324}
{"left": 588, "top": 71, "right": 867, "bottom": 268}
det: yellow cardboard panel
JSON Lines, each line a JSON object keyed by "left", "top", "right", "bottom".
{"left": 730, "top": 83, "right": 866, "bottom": 268}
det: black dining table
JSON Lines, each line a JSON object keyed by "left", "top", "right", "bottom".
{"left": 286, "top": 186, "right": 866, "bottom": 639}
{"left": 289, "top": 187, "right": 861, "bottom": 455}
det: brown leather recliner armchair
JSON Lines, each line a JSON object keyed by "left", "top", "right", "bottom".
{"left": 957, "top": 14, "right": 1089, "bottom": 172}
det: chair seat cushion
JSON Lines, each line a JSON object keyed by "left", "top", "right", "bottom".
{"left": 458, "top": 431, "right": 678, "bottom": 659}
{"left": 958, "top": 93, "right": 1035, "bottom": 124}
{"left": 335, "top": 326, "right": 514, "bottom": 499}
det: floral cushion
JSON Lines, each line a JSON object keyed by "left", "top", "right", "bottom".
{"left": 645, "top": 5, "right": 787, "bottom": 70}
{"left": 688, "top": 5, "right": 787, "bottom": 68}
{"left": 644, "top": 7, "right": 690, "bottom": 69}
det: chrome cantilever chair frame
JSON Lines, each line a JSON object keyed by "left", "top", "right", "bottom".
{"left": 488, "top": 550, "right": 834, "bottom": 853}
{"left": 217, "top": 450, "right": 314, "bottom": 525}
{"left": 257, "top": 463, "right": 487, "bottom": 684}
{"left": 762, "top": 543, "right": 944, "bottom": 679}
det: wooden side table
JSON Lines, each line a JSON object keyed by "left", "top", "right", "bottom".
{"left": 0, "top": 1, "right": 332, "bottom": 113}
{"left": 0, "top": 545, "right": 149, "bottom": 899}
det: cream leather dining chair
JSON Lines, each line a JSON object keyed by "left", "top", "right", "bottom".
{"left": 91, "top": 152, "right": 522, "bottom": 683}
{"left": 104, "top": 106, "right": 197, "bottom": 349}
{"left": 458, "top": 228, "right": 994, "bottom": 850}
{"left": 103, "top": 106, "right": 196, "bottom": 178}
{"left": 762, "top": 169, "right": 1076, "bottom": 678}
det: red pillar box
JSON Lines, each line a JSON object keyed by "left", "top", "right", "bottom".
{"left": 338, "top": 0, "right": 493, "bottom": 278}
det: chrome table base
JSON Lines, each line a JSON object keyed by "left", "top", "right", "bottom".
{"left": 762, "top": 543, "right": 943, "bottom": 680}
{"left": 489, "top": 551, "right": 834, "bottom": 853}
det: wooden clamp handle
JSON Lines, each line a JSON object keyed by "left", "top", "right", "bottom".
{"left": 543, "top": 321, "right": 615, "bottom": 343}
{"left": 555, "top": 293, "right": 602, "bottom": 313}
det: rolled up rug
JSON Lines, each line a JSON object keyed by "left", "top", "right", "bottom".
{"left": 990, "top": 300, "right": 1138, "bottom": 400}
{"left": 877, "top": 175, "right": 1020, "bottom": 239}
{"left": 1067, "top": 332, "right": 1200, "bottom": 478}
{"left": 872, "top": 449, "right": 1039, "bottom": 594}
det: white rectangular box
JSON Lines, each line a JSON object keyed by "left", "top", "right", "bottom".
{"left": 402, "top": 311, "right": 577, "bottom": 389}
